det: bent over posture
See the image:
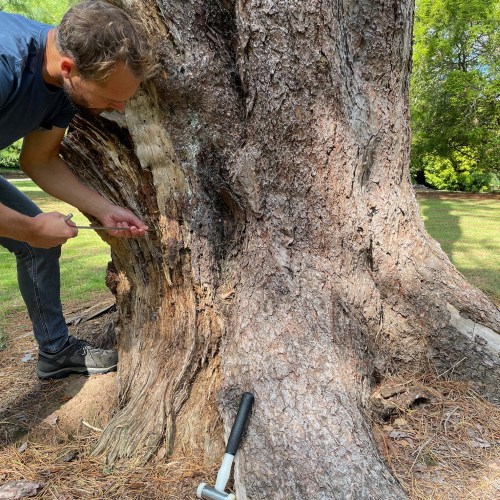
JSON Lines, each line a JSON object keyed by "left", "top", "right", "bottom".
{"left": 0, "top": 1, "right": 155, "bottom": 379}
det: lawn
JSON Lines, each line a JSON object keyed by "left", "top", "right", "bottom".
{"left": 0, "top": 180, "right": 111, "bottom": 342}
{"left": 417, "top": 191, "right": 500, "bottom": 304}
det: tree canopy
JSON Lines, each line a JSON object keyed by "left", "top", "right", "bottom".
{"left": 410, "top": 0, "right": 499, "bottom": 191}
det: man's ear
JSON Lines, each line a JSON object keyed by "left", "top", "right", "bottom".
{"left": 60, "top": 57, "right": 77, "bottom": 79}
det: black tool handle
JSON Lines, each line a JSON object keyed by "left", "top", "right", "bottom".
{"left": 226, "top": 392, "right": 254, "bottom": 456}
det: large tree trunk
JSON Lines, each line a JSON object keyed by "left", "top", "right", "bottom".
{"left": 61, "top": 0, "right": 500, "bottom": 497}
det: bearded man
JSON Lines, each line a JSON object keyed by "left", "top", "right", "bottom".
{"left": 0, "top": 1, "right": 156, "bottom": 379}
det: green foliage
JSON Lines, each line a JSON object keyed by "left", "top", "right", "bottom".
{"left": 422, "top": 148, "right": 493, "bottom": 192}
{"left": 0, "top": 140, "right": 21, "bottom": 169}
{"left": 0, "top": 0, "right": 76, "bottom": 24}
{"left": 410, "top": 0, "right": 499, "bottom": 191}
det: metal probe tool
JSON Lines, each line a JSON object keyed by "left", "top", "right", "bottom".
{"left": 64, "top": 213, "right": 149, "bottom": 231}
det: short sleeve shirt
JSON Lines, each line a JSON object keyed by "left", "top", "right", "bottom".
{"left": 0, "top": 11, "right": 76, "bottom": 150}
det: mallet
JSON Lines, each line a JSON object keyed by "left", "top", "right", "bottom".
{"left": 197, "top": 392, "right": 254, "bottom": 500}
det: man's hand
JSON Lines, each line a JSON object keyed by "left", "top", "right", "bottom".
{"left": 20, "top": 130, "right": 147, "bottom": 241}
{"left": 98, "top": 206, "right": 148, "bottom": 238}
{"left": 27, "top": 212, "right": 78, "bottom": 248}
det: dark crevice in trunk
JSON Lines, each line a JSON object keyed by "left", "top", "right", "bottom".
{"left": 196, "top": 145, "right": 247, "bottom": 265}
{"left": 201, "top": 0, "right": 247, "bottom": 113}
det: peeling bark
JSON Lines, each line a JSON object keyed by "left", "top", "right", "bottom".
{"left": 61, "top": 0, "right": 499, "bottom": 497}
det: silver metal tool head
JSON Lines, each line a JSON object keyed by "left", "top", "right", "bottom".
{"left": 197, "top": 483, "right": 235, "bottom": 500}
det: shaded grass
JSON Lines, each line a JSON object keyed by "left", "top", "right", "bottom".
{"left": 0, "top": 180, "right": 110, "bottom": 344}
{"left": 0, "top": 167, "right": 23, "bottom": 177}
{"left": 417, "top": 192, "right": 500, "bottom": 304}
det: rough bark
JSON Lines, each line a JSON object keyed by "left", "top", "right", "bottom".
{"left": 61, "top": 0, "right": 499, "bottom": 498}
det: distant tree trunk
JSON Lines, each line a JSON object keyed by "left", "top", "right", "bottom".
{"left": 61, "top": 0, "right": 499, "bottom": 497}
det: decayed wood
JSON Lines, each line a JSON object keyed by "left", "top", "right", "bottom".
{"left": 65, "top": 300, "right": 115, "bottom": 326}
{"left": 61, "top": 0, "right": 499, "bottom": 497}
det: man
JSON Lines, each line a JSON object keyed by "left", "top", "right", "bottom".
{"left": 0, "top": 1, "right": 156, "bottom": 379}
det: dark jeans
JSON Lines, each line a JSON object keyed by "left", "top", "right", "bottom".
{"left": 0, "top": 175, "right": 68, "bottom": 353}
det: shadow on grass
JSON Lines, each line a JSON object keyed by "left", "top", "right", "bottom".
{"left": 417, "top": 191, "right": 462, "bottom": 261}
{"left": 416, "top": 190, "right": 500, "bottom": 304}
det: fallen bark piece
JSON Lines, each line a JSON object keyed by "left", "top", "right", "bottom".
{"left": 371, "top": 384, "right": 434, "bottom": 421}
{"left": 65, "top": 301, "right": 115, "bottom": 326}
{"left": 0, "top": 480, "right": 44, "bottom": 499}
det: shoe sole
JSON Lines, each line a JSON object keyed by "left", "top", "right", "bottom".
{"left": 37, "top": 364, "right": 117, "bottom": 380}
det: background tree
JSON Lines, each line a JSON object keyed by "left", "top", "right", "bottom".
{"left": 410, "top": 0, "right": 499, "bottom": 191}
{"left": 0, "top": 0, "right": 76, "bottom": 24}
{"left": 26, "top": 0, "right": 500, "bottom": 497}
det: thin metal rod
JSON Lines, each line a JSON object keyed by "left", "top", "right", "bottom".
{"left": 74, "top": 225, "right": 136, "bottom": 231}
{"left": 64, "top": 213, "right": 150, "bottom": 231}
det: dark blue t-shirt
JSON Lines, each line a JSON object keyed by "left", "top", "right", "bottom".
{"left": 0, "top": 12, "right": 76, "bottom": 150}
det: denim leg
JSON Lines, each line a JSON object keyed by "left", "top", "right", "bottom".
{"left": 0, "top": 175, "right": 68, "bottom": 352}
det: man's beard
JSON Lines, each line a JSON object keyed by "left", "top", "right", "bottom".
{"left": 62, "top": 81, "right": 104, "bottom": 117}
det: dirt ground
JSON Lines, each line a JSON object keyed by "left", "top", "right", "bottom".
{"left": 0, "top": 295, "right": 499, "bottom": 499}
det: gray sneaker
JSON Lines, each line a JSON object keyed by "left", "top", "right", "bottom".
{"left": 37, "top": 336, "right": 118, "bottom": 380}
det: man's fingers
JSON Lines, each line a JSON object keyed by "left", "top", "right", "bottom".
{"left": 113, "top": 228, "right": 142, "bottom": 238}
{"left": 106, "top": 223, "right": 147, "bottom": 238}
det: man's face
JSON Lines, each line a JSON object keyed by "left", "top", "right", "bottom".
{"left": 63, "top": 62, "right": 141, "bottom": 115}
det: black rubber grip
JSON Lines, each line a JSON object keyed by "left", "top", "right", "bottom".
{"left": 226, "top": 392, "right": 254, "bottom": 456}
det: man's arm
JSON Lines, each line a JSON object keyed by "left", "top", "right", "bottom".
{"left": 0, "top": 202, "right": 77, "bottom": 248}
{"left": 21, "top": 127, "right": 114, "bottom": 219}
{"left": 20, "top": 127, "right": 148, "bottom": 238}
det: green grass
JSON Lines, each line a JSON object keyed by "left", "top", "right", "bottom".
{"left": 417, "top": 192, "right": 500, "bottom": 304}
{"left": 0, "top": 180, "right": 110, "bottom": 339}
